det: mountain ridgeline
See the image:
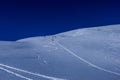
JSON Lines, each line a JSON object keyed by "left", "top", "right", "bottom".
{"left": 0, "top": 24, "right": 120, "bottom": 80}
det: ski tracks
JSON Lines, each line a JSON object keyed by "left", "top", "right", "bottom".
{"left": 56, "top": 42, "right": 120, "bottom": 76}
{"left": 0, "top": 66, "right": 32, "bottom": 80}
{"left": 0, "top": 63, "right": 66, "bottom": 80}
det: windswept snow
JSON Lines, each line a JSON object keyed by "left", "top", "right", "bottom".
{"left": 0, "top": 24, "right": 120, "bottom": 80}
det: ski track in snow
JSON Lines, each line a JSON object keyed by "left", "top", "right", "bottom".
{"left": 0, "top": 63, "right": 66, "bottom": 80}
{"left": 56, "top": 42, "right": 120, "bottom": 76}
{"left": 0, "top": 66, "right": 32, "bottom": 80}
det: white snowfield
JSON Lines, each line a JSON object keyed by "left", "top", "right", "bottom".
{"left": 0, "top": 25, "right": 120, "bottom": 80}
{"left": 0, "top": 63, "right": 65, "bottom": 80}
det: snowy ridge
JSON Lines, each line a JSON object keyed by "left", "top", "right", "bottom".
{"left": 0, "top": 24, "right": 120, "bottom": 80}
{"left": 17, "top": 24, "right": 120, "bottom": 42}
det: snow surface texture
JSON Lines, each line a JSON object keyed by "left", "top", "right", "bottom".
{"left": 0, "top": 25, "right": 120, "bottom": 80}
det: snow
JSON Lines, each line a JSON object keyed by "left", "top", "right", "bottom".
{"left": 0, "top": 24, "right": 120, "bottom": 80}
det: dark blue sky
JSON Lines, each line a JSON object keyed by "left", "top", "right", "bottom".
{"left": 0, "top": 0, "right": 120, "bottom": 41}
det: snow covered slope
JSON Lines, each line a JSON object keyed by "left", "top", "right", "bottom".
{"left": 0, "top": 25, "right": 120, "bottom": 80}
